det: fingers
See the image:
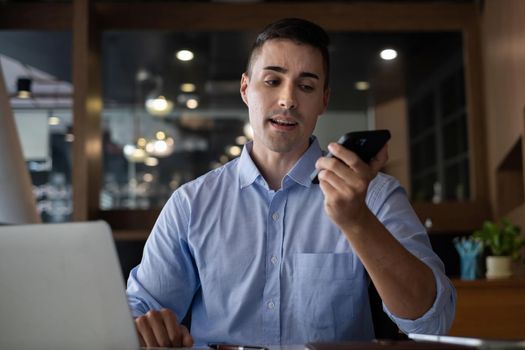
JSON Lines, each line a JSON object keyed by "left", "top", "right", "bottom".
{"left": 335, "top": 143, "right": 367, "bottom": 171}
{"left": 137, "top": 329, "right": 146, "bottom": 347}
{"left": 161, "top": 309, "right": 194, "bottom": 347}
{"left": 316, "top": 142, "right": 389, "bottom": 184}
{"left": 315, "top": 144, "right": 368, "bottom": 187}
{"left": 369, "top": 144, "right": 389, "bottom": 173}
{"left": 135, "top": 313, "right": 160, "bottom": 347}
{"left": 135, "top": 309, "right": 192, "bottom": 348}
{"left": 181, "top": 324, "right": 194, "bottom": 347}
{"left": 160, "top": 309, "right": 182, "bottom": 347}
{"left": 315, "top": 142, "right": 387, "bottom": 230}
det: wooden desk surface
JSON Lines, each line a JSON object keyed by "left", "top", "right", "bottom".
{"left": 449, "top": 277, "right": 525, "bottom": 339}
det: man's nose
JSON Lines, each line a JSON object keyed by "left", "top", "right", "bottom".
{"left": 278, "top": 83, "right": 297, "bottom": 110}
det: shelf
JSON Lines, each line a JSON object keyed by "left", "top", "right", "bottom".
{"left": 99, "top": 209, "right": 161, "bottom": 230}
{"left": 452, "top": 276, "right": 525, "bottom": 288}
{"left": 496, "top": 137, "right": 524, "bottom": 216}
{"left": 412, "top": 201, "right": 491, "bottom": 233}
{"left": 113, "top": 229, "right": 150, "bottom": 241}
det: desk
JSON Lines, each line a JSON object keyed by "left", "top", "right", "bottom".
{"left": 449, "top": 277, "right": 525, "bottom": 339}
{"left": 304, "top": 342, "right": 472, "bottom": 349}
{"left": 193, "top": 344, "right": 472, "bottom": 350}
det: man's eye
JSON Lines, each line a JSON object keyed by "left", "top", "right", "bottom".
{"left": 300, "top": 84, "right": 314, "bottom": 92}
{"left": 265, "top": 80, "right": 279, "bottom": 86}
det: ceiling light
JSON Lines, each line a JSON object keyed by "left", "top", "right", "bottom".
{"left": 355, "top": 81, "right": 370, "bottom": 91}
{"left": 144, "top": 157, "right": 159, "bottom": 167}
{"left": 137, "top": 137, "right": 147, "bottom": 148}
{"left": 16, "top": 77, "right": 32, "bottom": 99}
{"left": 186, "top": 98, "right": 199, "bottom": 109}
{"left": 123, "top": 143, "right": 148, "bottom": 163}
{"left": 380, "top": 49, "right": 398, "bottom": 61}
{"left": 145, "top": 95, "right": 174, "bottom": 117}
{"left": 176, "top": 50, "right": 194, "bottom": 62}
{"left": 136, "top": 69, "right": 150, "bottom": 82}
{"left": 180, "top": 83, "right": 196, "bottom": 93}
{"left": 243, "top": 122, "right": 254, "bottom": 139}
{"left": 145, "top": 136, "right": 175, "bottom": 158}
{"left": 48, "top": 116, "right": 61, "bottom": 126}
{"left": 226, "top": 145, "right": 242, "bottom": 157}
{"left": 236, "top": 136, "right": 248, "bottom": 145}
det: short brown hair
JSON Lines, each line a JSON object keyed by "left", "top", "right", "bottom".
{"left": 246, "top": 18, "right": 331, "bottom": 89}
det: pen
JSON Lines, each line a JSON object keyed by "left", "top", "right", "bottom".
{"left": 208, "top": 343, "right": 269, "bottom": 350}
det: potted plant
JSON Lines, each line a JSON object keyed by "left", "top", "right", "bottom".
{"left": 472, "top": 219, "right": 525, "bottom": 279}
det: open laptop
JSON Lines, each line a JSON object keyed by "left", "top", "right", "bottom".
{"left": 0, "top": 221, "right": 140, "bottom": 350}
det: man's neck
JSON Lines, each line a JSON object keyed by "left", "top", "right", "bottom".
{"left": 250, "top": 142, "right": 309, "bottom": 190}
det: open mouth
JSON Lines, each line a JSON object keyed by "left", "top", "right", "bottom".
{"left": 269, "top": 118, "right": 298, "bottom": 128}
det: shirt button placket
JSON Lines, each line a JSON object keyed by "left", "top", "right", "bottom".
{"left": 263, "top": 194, "right": 283, "bottom": 342}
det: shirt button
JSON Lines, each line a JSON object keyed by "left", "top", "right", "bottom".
{"left": 271, "top": 256, "right": 278, "bottom": 265}
{"left": 272, "top": 212, "right": 279, "bottom": 221}
{"left": 268, "top": 301, "right": 275, "bottom": 309}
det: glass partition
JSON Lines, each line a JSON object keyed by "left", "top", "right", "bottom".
{"left": 100, "top": 31, "right": 467, "bottom": 211}
{"left": 0, "top": 31, "right": 73, "bottom": 222}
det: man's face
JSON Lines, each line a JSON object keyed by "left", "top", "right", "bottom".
{"left": 240, "top": 39, "right": 329, "bottom": 158}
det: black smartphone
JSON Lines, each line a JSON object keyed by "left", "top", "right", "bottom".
{"left": 310, "top": 129, "right": 391, "bottom": 184}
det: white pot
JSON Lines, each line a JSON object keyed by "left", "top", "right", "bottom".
{"left": 486, "top": 256, "right": 512, "bottom": 279}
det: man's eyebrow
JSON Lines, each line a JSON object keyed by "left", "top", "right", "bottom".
{"left": 263, "top": 66, "right": 320, "bottom": 80}
{"left": 264, "top": 66, "right": 286, "bottom": 73}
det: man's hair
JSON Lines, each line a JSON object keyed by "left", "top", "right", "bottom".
{"left": 246, "top": 18, "right": 331, "bottom": 89}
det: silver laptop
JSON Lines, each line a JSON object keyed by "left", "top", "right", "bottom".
{"left": 0, "top": 221, "right": 140, "bottom": 350}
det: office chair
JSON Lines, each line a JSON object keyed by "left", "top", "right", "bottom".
{"left": 368, "top": 282, "right": 408, "bottom": 340}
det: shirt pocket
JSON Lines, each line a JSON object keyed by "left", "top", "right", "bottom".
{"left": 292, "top": 253, "right": 359, "bottom": 341}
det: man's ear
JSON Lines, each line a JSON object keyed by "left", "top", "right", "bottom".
{"left": 240, "top": 73, "right": 249, "bottom": 106}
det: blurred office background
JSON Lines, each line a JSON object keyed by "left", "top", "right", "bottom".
{"left": 1, "top": 0, "right": 525, "bottom": 339}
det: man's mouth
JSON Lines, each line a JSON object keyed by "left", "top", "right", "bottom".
{"left": 269, "top": 118, "right": 299, "bottom": 127}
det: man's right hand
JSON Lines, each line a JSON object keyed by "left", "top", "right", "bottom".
{"left": 135, "top": 309, "right": 194, "bottom": 348}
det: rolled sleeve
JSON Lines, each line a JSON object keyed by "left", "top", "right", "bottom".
{"left": 383, "top": 263, "right": 457, "bottom": 334}
{"left": 126, "top": 190, "right": 199, "bottom": 321}
{"left": 368, "top": 174, "right": 457, "bottom": 335}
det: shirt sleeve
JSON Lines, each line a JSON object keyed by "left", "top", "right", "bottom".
{"left": 126, "top": 189, "right": 200, "bottom": 320}
{"left": 367, "top": 174, "right": 457, "bottom": 335}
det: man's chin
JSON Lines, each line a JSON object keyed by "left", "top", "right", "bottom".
{"left": 263, "top": 137, "right": 308, "bottom": 155}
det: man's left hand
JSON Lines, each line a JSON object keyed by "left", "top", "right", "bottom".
{"left": 315, "top": 142, "right": 388, "bottom": 231}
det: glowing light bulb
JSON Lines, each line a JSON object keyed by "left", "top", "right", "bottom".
{"left": 380, "top": 49, "right": 398, "bottom": 61}
{"left": 176, "top": 50, "right": 194, "bottom": 62}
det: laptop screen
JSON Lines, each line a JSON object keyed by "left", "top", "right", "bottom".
{"left": 0, "top": 221, "right": 140, "bottom": 349}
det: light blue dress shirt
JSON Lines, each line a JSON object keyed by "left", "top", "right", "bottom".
{"left": 127, "top": 137, "right": 456, "bottom": 345}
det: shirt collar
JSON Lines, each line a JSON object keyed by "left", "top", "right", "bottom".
{"left": 286, "top": 136, "right": 322, "bottom": 188}
{"left": 238, "top": 142, "right": 262, "bottom": 189}
{"left": 237, "top": 137, "right": 323, "bottom": 189}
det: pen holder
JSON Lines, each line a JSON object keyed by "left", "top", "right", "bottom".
{"left": 454, "top": 237, "right": 482, "bottom": 280}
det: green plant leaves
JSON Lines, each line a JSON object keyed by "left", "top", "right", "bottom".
{"left": 472, "top": 219, "right": 525, "bottom": 260}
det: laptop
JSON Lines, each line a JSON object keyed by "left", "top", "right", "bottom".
{"left": 0, "top": 221, "right": 140, "bottom": 350}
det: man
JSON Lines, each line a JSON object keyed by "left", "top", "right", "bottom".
{"left": 127, "top": 18, "right": 456, "bottom": 348}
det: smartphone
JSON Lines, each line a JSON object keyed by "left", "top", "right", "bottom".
{"left": 310, "top": 129, "right": 391, "bottom": 184}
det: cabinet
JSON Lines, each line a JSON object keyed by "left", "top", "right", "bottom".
{"left": 408, "top": 53, "right": 469, "bottom": 203}
{"left": 405, "top": 41, "right": 490, "bottom": 233}
{"left": 449, "top": 278, "right": 525, "bottom": 339}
